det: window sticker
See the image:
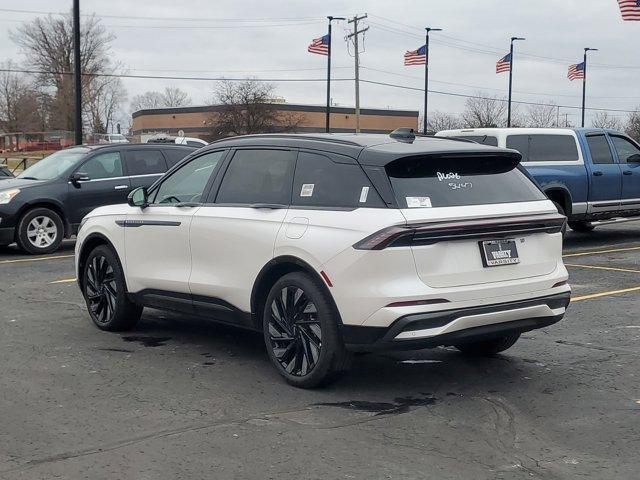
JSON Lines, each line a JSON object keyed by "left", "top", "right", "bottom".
{"left": 406, "top": 196, "right": 432, "bottom": 208}
{"left": 359, "top": 186, "right": 369, "bottom": 203}
{"left": 300, "top": 183, "right": 314, "bottom": 197}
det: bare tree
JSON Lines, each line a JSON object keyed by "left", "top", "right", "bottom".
{"left": 592, "top": 111, "right": 624, "bottom": 130}
{"left": 526, "top": 102, "right": 558, "bottom": 127}
{"left": 0, "top": 60, "right": 47, "bottom": 132}
{"left": 11, "top": 13, "right": 123, "bottom": 133}
{"left": 130, "top": 91, "right": 166, "bottom": 112}
{"left": 163, "top": 87, "right": 192, "bottom": 107}
{"left": 209, "top": 79, "right": 302, "bottom": 138}
{"left": 85, "top": 76, "right": 127, "bottom": 134}
{"left": 461, "top": 93, "right": 508, "bottom": 128}
{"left": 130, "top": 87, "right": 191, "bottom": 113}
{"left": 426, "top": 111, "right": 463, "bottom": 133}
{"left": 625, "top": 108, "right": 640, "bottom": 141}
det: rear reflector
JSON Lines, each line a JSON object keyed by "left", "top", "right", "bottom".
{"left": 552, "top": 280, "right": 568, "bottom": 288}
{"left": 320, "top": 270, "right": 333, "bottom": 287}
{"left": 385, "top": 298, "right": 450, "bottom": 308}
{"left": 353, "top": 213, "right": 566, "bottom": 250}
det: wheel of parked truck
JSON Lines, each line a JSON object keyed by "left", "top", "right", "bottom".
{"left": 552, "top": 202, "right": 567, "bottom": 236}
{"left": 82, "top": 245, "right": 143, "bottom": 332}
{"left": 454, "top": 333, "right": 521, "bottom": 356}
{"left": 16, "top": 207, "right": 64, "bottom": 255}
{"left": 568, "top": 221, "right": 595, "bottom": 233}
{"left": 263, "top": 272, "right": 351, "bottom": 388}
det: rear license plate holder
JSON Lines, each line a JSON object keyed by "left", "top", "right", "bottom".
{"left": 480, "top": 239, "right": 520, "bottom": 267}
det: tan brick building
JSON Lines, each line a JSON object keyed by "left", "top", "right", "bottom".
{"left": 131, "top": 103, "right": 419, "bottom": 140}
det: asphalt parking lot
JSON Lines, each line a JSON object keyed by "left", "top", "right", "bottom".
{"left": 1, "top": 224, "right": 639, "bottom": 480}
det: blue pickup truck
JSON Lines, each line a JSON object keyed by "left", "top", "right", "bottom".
{"left": 436, "top": 127, "right": 640, "bottom": 232}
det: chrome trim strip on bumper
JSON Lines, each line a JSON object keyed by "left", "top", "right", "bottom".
{"left": 394, "top": 305, "right": 566, "bottom": 341}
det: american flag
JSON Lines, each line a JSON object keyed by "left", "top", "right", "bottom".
{"left": 308, "top": 35, "right": 330, "bottom": 56}
{"left": 404, "top": 45, "right": 427, "bottom": 66}
{"left": 617, "top": 0, "right": 640, "bottom": 20}
{"left": 496, "top": 53, "right": 511, "bottom": 74}
{"left": 568, "top": 62, "right": 585, "bottom": 81}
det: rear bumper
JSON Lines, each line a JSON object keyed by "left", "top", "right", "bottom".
{"left": 341, "top": 291, "right": 570, "bottom": 352}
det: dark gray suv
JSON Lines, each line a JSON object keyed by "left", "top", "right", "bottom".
{"left": 0, "top": 144, "right": 195, "bottom": 254}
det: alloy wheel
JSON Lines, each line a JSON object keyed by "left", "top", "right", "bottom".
{"left": 268, "top": 286, "right": 322, "bottom": 377}
{"left": 26, "top": 215, "right": 57, "bottom": 248}
{"left": 85, "top": 255, "right": 118, "bottom": 325}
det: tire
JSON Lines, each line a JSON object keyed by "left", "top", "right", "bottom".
{"left": 552, "top": 201, "right": 567, "bottom": 236}
{"left": 568, "top": 221, "right": 595, "bottom": 233}
{"left": 82, "top": 245, "right": 142, "bottom": 332}
{"left": 263, "top": 272, "right": 351, "bottom": 388}
{"left": 455, "top": 333, "right": 521, "bottom": 356}
{"left": 16, "top": 208, "right": 64, "bottom": 255}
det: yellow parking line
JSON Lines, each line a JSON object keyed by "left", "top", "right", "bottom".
{"left": 563, "top": 246, "right": 640, "bottom": 258}
{"left": 572, "top": 285, "right": 640, "bottom": 302}
{"left": 0, "top": 254, "right": 74, "bottom": 265}
{"left": 50, "top": 278, "right": 77, "bottom": 284}
{"left": 565, "top": 263, "right": 640, "bottom": 274}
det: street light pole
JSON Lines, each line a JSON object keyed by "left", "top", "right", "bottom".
{"left": 507, "top": 36, "right": 525, "bottom": 128}
{"left": 423, "top": 27, "right": 442, "bottom": 134}
{"left": 73, "top": 0, "right": 82, "bottom": 145}
{"left": 325, "top": 16, "right": 345, "bottom": 133}
{"left": 582, "top": 47, "right": 598, "bottom": 128}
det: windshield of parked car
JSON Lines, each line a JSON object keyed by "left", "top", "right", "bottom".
{"left": 17, "top": 148, "right": 89, "bottom": 180}
{"left": 386, "top": 154, "right": 546, "bottom": 208}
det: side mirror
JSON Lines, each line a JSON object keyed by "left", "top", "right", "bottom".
{"left": 627, "top": 154, "right": 640, "bottom": 164}
{"left": 127, "top": 187, "right": 148, "bottom": 208}
{"left": 70, "top": 172, "right": 90, "bottom": 185}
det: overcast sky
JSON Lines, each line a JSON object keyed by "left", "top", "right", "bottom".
{"left": 1, "top": 0, "right": 638, "bottom": 128}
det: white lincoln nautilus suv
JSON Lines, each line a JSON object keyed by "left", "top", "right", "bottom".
{"left": 75, "top": 130, "right": 570, "bottom": 387}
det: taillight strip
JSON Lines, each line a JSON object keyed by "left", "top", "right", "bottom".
{"left": 353, "top": 213, "right": 566, "bottom": 250}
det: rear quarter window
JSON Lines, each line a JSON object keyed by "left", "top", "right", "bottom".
{"left": 386, "top": 155, "right": 546, "bottom": 208}
{"left": 506, "top": 134, "right": 579, "bottom": 162}
{"left": 163, "top": 148, "right": 194, "bottom": 167}
{"left": 293, "top": 151, "right": 384, "bottom": 209}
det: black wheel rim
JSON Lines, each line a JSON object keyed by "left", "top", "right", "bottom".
{"left": 268, "top": 286, "right": 322, "bottom": 377}
{"left": 85, "top": 255, "right": 117, "bottom": 324}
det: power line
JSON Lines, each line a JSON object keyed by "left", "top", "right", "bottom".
{"left": 359, "top": 79, "right": 639, "bottom": 113}
{"left": 0, "top": 68, "right": 354, "bottom": 83}
{"left": 0, "top": 8, "right": 324, "bottom": 22}
{"left": 3, "top": 67, "right": 635, "bottom": 114}
{"left": 361, "top": 66, "right": 640, "bottom": 100}
{"left": 369, "top": 14, "right": 640, "bottom": 70}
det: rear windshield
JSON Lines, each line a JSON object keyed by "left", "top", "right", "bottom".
{"left": 386, "top": 155, "right": 545, "bottom": 208}
{"left": 506, "top": 134, "right": 579, "bottom": 162}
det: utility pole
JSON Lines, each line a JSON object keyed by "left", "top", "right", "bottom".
{"left": 347, "top": 14, "right": 368, "bottom": 133}
{"left": 581, "top": 47, "right": 598, "bottom": 128}
{"left": 507, "top": 36, "right": 525, "bottom": 127}
{"left": 73, "top": 0, "right": 82, "bottom": 145}
{"left": 325, "top": 16, "right": 345, "bottom": 133}
{"left": 423, "top": 27, "right": 442, "bottom": 134}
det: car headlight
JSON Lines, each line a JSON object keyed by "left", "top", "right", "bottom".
{"left": 0, "top": 188, "right": 20, "bottom": 205}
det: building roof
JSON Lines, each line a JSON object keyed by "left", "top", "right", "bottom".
{"left": 132, "top": 103, "right": 419, "bottom": 119}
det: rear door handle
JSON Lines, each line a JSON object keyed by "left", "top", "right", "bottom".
{"left": 114, "top": 185, "right": 129, "bottom": 190}
{"left": 623, "top": 170, "right": 633, "bottom": 175}
{"left": 592, "top": 171, "right": 604, "bottom": 177}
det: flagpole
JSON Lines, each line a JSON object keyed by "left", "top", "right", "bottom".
{"left": 507, "top": 36, "right": 525, "bottom": 127}
{"left": 582, "top": 47, "right": 598, "bottom": 128}
{"left": 325, "top": 18, "right": 332, "bottom": 133}
{"left": 424, "top": 27, "right": 442, "bottom": 134}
